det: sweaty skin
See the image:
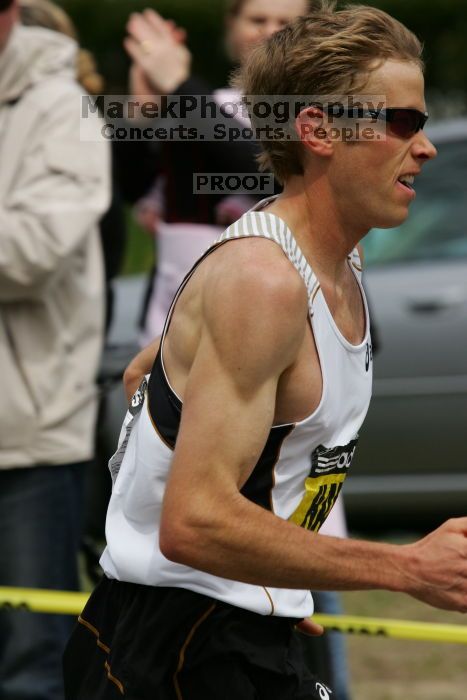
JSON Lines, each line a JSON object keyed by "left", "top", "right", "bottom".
{"left": 123, "top": 60, "right": 467, "bottom": 615}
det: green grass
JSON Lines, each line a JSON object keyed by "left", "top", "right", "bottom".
{"left": 342, "top": 568, "right": 467, "bottom": 698}
{"left": 121, "top": 209, "right": 155, "bottom": 277}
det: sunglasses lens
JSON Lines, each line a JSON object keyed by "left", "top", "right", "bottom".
{"left": 388, "top": 109, "right": 423, "bottom": 138}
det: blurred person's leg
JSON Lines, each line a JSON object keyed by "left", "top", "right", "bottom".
{"left": 0, "top": 462, "right": 86, "bottom": 700}
{"left": 301, "top": 591, "right": 352, "bottom": 700}
{"left": 82, "top": 391, "right": 114, "bottom": 584}
{"left": 307, "top": 497, "right": 351, "bottom": 699}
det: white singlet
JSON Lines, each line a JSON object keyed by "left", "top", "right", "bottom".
{"left": 100, "top": 200, "right": 373, "bottom": 618}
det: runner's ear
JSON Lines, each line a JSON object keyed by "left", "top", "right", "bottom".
{"left": 295, "top": 106, "right": 334, "bottom": 158}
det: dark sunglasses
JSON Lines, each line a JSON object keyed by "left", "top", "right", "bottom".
{"left": 335, "top": 107, "right": 429, "bottom": 139}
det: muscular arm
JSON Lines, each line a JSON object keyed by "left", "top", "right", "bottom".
{"left": 159, "top": 249, "right": 467, "bottom": 613}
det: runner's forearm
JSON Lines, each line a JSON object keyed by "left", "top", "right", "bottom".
{"left": 161, "top": 490, "right": 467, "bottom": 612}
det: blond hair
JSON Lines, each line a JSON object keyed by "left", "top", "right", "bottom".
{"left": 19, "top": 0, "right": 104, "bottom": 94}
{"left": 237, "top": 1, "right": 423, "bottom": 183}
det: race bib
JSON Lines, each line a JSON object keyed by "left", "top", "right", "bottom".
{"left": 289, "top": 437, "right": 358, "bottom": 532}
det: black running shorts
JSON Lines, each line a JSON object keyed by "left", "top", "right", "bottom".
{"left": 63, "top": 577, "right": 332, "bottom": 700}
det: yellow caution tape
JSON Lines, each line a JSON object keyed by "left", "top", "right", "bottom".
{"left": 312, "top": 613, "right": 467, "bottom": 645}
{"left": 1, "top": 587, "right": 467, "bottom": 644}
{"left": 0, "top": 587, "right": 88, "bottom": 616}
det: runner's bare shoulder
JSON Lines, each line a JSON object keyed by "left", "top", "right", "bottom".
{"left": 200, "top": 237, "right": 309, "bottom": 378}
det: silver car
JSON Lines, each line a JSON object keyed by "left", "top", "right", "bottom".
{"left": 345, "top": 119, "right": 467, "bottom": 524}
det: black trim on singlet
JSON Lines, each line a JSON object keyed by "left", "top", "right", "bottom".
{"left": 147, "top": 351, "right": 295, "bottom": 505}
{"left": 146, "top": 241, "right": 221, "bottom": 450}
{"left": 146, "top": 227, "right": 296, "bottom": 503}
{"left": 147, "top": 348, "right": 182, "bottom": 451}
{"left": 240, "top": 424, "right": 295, "bottom": 511}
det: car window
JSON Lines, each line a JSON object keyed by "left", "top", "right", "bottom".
{"left": 363, "top": 140, "right": 467, "bottom": 266}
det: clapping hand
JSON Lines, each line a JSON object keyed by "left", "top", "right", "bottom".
{"left": 125, "top": 9, "right": 191, "bottom": 97}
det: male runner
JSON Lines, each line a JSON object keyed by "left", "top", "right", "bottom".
{"left": 65, "top": 4, "right": 467, "bottom": 699}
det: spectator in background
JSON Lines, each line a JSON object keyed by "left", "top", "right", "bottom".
{"left": 124, "top": 0, "right": 311, "bottom": 344}
{"left": 18, "top": 0, "right": 128, "bottom": 601}
{"left": 20, "top": 0, "right": 127, "bottom": 333}
{"left": 19, "top": 0, "right": 101, "bottom": 90}
{"left": 0, "top": 0, "right": 110, "bottom": 698}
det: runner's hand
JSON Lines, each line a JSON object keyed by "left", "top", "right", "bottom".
{"left": 401, "top": 517, "right": 467, "bottom": 612}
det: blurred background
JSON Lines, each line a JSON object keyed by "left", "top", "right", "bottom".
{"left": 60, "top": 0, "right": 467, "bottom": 99}
{"left": 56, "top": 0, "right": 467, "bottom": 270}
{"left": 72, "top": 4, "right": 465, "bottom": 695}
{"left": 3, "top": 1, "right": 465, "bottom": 698}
